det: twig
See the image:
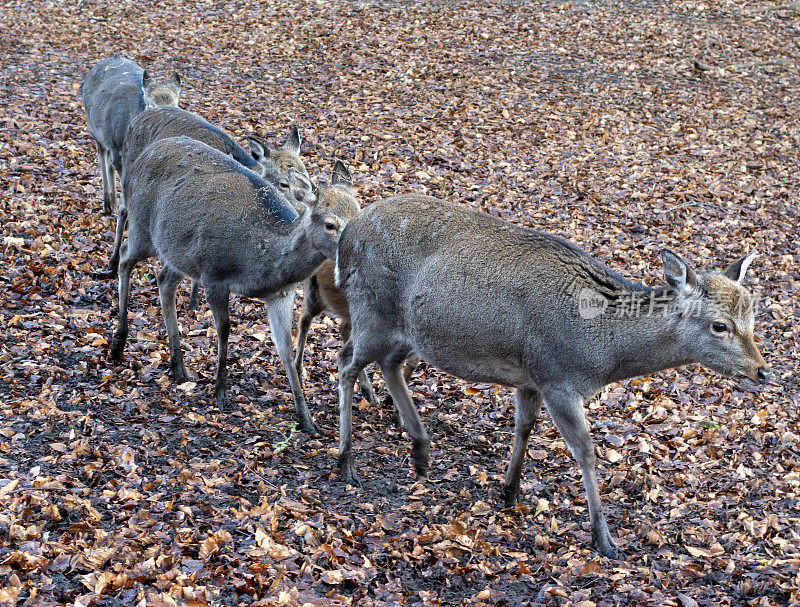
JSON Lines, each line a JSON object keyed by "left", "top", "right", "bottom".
{"left": 1, "top": 348, "right": 33, "bottom": 368}
{"left": 1, "top": 355, "right": 30, "bottom": 368}
{"left": 728, "top": 59, "right": 791, "bottom": 71}
{"left": 750, "top": 3, "right": 800, "bottom": 13}
{"left": 655, "top": 200, "right": 724, "bottom": 215}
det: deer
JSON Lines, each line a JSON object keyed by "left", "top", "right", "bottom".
{"left": 82, "top": 56, "right": 181, "bottom": 215}
{"left": 110, "top": 135, "right": 355, "bottom": 434}
{"left": 110, "top": 106, "right": 307, "bottom": 310}
{"left": 333, "top": 194, "right": 770, "bottom": 558}
{"left": 294, "top": 259, "right": 421, "bottom": 421}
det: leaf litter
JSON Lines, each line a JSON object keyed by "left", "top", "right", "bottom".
{"left": 0, "top": 0, "right": 798, "bottom": 605}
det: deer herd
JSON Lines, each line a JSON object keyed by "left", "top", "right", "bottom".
{"left": 82, "top": 56, "right": 771, "bottom": 558}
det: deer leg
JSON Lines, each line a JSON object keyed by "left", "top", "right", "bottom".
{"left": 380, "top": 347, "right": 429, "bottom": 477}
{"left": 267, "top": 291, "right": 318, "bottom": 434}
{"left": 385, "top": 352, "right": 420, "bottom": 429}
{"left": 188, "top": 279, "right": 201, "bottom": 311}
{"left": 542, "top": 386, "right": 619, "bottom": 558}
{"left": 340, "top": 319, "right": 377, "bottom": 406}
{"left": 103, "top": 148, "right": 117, "bottom": 215}
{"left": 108, "top": 204, "right": 127, "bottom": 275}
{"left": 95, "top": 141, "right": 113, "bottom": 215}
{"left": 293, "top": 278, "right": 324, "bottom": 381}
{"left": 110, "top": 241, "right": 141, "bottom": 361}
{"left": 204, "top": 284, "right": 230, "bottom": 408}
{"left": 337, "top": 339, "right": 370, "bottom": 485}
{"left": 503, "top": 387, "right": 542, "bottom": 507}
{"left": 158, "top": 266, "right": 189, "bottom": 384}
{"left": 403, "top": 353, "right": 421, "bottom": 383}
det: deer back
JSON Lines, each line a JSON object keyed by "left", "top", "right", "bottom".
{"left": 122, "top": 106, "right": 257, "bottom": 172}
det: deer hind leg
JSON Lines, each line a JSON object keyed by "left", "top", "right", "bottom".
{"left": 384, "top": 352, "right": 421, "bottom": 429}
{"left": 542, "top": 386, "right": 620, "bottom": 558}
{"left": 403, "top": 353, "right": 421, "bottom": 383}
{"left": 380, "top": 346, "right": 429, "bottom": 477}
{"left": 110, "top": 240, "right": 146, "bottom": 361}
{"left": 503, "top": 387, "right": 542, "bottom": 507}
{"left": 95, "top": 141, "right": 114, "bottom": 215}
{"left": 158, "top": 266, "right": 189, "bottom": 384}
{"left": 187, "top": 279, "right": 201, "bottom": 311}
{"left": 204, "top": 283, "right": 231, "bottom": 408}
{"left": 267, "top": 291, "right": 318, "bottom": 434}
{"left": 108, "top": 204, "right": 128, "bottom": 275}
{"left": 340, "top": 318, "right": 377, "bottom": 406}
{"left": 103, "top": 147, "right": 117, "bottom": 215}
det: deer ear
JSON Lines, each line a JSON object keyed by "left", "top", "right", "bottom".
{"left": 288, "top": 169, "right": 317, "bottom": 207}
{"left": 722, "top": 251, "right": 757, "bottom": 285}
{"left": 331, "top": 160, "right": 352, "bottom": 188}
{"left": 283, "top": 126, "right": 301, "bottom": 154}
{"left": 169, "top": 72, "right": 181, "bottom": 89}
{"left": 661, "top": 249, "right": 697, "bottom": 294}
{"left": 247, "top": 136, "right": 267, "bottom": 161}
{"left": 142, "top": 70, "right": 153, "bottom": 90}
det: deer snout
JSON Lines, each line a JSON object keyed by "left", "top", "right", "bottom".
{"left": 756, "top": 366, "right": 771, "bottom": 385}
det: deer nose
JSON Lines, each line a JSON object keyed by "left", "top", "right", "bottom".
{"left": 757, "top": 367, "right": 771, "bottom": 385}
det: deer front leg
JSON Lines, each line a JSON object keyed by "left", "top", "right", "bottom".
{"left": 294, "top": 279, "right": 324, "bottom": 381}
{"left": 337, "top": 339, "right": 364, "bottom": 485}
{"left": 503, "top": 387, "right": 542, "bottom": 507}
{"left": 542, "top": 386, "right": 620, "bottom": 559}
{"left": 267, "top": 292, "right": 318, "bottom": 434}
{"left": 340, "top": 319, "right": 377, "bottom": 406}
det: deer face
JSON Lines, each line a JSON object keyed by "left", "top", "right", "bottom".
{"left": 142, "top": 71, "right": 181, "bottom": 109}
{"left": 288, "top": 162, "right": 356, "bottom": 261}
{"left": 247, "top": 127, "right": 308, "bottom": 202}
{"left": 663, "top": 250, "right": 770, "bottom": 384}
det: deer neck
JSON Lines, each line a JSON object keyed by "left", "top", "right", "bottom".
{"left": 599, "top": 288, "right": 696, "bottom": 384}
{"left": 267, "top": 212, "right": 326, "bottom": 288}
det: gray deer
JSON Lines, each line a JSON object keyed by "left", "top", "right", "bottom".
{"left": 110, "top": 106, "right": 308, "bottom": 310}
{"left": 82, "top": 56, "right": 181, "bottom": 215}
{"left": 111, "top": 135, "right": 354, "bottom": 433}
{"left": 334, "top": 194, "right": 770, "bottom": 558}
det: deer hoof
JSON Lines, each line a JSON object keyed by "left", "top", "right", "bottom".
{"left": 502, "top": 485, "right": 520, "bottom": 508}
{"left": 110, "top": 333, "right": 126, "bottom": 361}
{"left": 412, "top": 437, "right": 430, "bottom": 477}
{"left": 214, "top": 387, "right": 228, "bottom": 409}
{"left": 338, "top": 452, "right": 362, "bottom": 486}
{"left": 298, "top": 416, "right": 319, "bottom": 436}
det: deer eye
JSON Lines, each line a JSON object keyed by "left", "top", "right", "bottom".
{"left": 279, "top": 181, "right": 289, "bottom": 189}
{"left": 711, "top": 321, "right": 729, "bottom": 334}
{"left": 324, "top": 221, "right": 338, "bottom": 232}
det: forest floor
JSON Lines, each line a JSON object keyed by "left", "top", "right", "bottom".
{"left": 1, "top": 0, "right": 799, "bottom": 605}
